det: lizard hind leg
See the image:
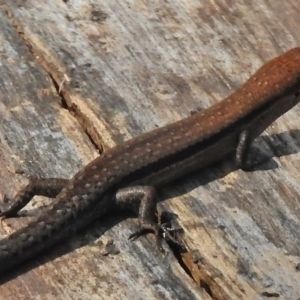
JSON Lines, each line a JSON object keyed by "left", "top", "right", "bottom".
{"left": 0, "top": 178, "right": 69, "bottom": 233}
{"left": 116, "top": 186, "right": 164, "bottom": 251}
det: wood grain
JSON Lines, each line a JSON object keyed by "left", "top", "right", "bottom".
{"left": 0, "top": 0, "right": 300, "bottom": 299}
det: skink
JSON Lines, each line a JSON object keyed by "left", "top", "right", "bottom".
{"left": 0, "top": 47, "right": 300, "bottom": 273}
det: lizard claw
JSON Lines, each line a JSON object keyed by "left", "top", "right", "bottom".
{"left": 129, "top": 223, "right": 164, "bottom": 252}
{"left": 128, "top": 228, "right": 146, "bottom": 241}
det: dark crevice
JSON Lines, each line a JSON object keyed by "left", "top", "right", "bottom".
{"left": 261, "top": 291, "right": 280, "bottom": 298}
{"left": 168, "top": 241, "right": 192, "bottom": 275}
{"left": 46, "top": 68, "right": 104, "bottom": 153}
{"left": 168, "top": 241, "right": 214, "bottom": 298}
{"left": 46, "top": 67, "right": 104, "bottom": 153}
{"left": 68, "top": 103, "right": 104, "bottom": 153}
{"left": 46, "top": 71, "right": 68, "bottom": 109}
{"left": 165, "top": 237, "right": 215, "bottom": 299}
{"left": 200, "top": 280, "right": 213, "bottom": 298}
{"left": 41, "top": 67, "right": 104, "bottom": 153}
{"left": 159, "top": 210, "right": 216, "bottom": 298}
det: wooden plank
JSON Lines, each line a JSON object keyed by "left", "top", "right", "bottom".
{"left": 1, "top": 0, "right": 300, "bottom": 299}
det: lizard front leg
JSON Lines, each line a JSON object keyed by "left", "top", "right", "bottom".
{"left": 116, "top": 186, "right": 182, "bottom": 251}
{"left": 116, "top": 186, "right": 164, "bottom": 250}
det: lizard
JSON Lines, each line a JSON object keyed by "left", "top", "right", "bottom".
{"left": 0, "top": 47, "right": 300, "bottom": 273}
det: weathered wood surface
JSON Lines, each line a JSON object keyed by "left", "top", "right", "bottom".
{"left": 0, "top": 1, "right": 300, "bottom": 299}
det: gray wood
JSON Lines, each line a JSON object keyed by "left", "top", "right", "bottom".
{"left": 0, "top": 0, "right": 300, "bottom": 299}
